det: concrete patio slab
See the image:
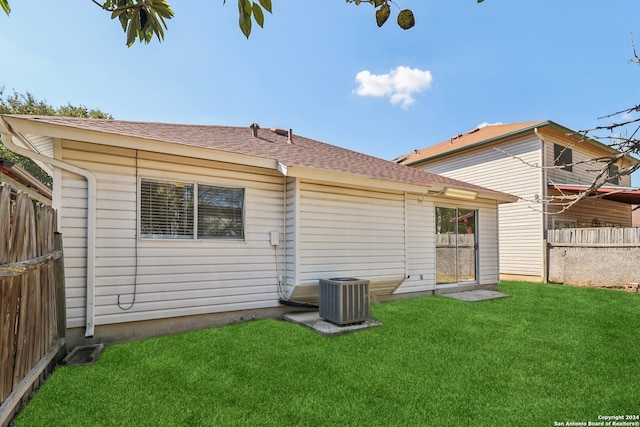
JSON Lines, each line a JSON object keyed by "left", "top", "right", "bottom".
{"left": 442, "top": 289, "right": 509, "bottom": 302}
{"left": 283, "top": 311, "right": 382, "bottom": 336}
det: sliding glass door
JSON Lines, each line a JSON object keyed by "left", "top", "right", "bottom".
{"left": 435, "top": 207, "right": 478, "bottom": 285}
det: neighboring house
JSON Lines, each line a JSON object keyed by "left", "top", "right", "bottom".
{"left": 0, "top": 157, "right": 52, "bottom": 205}
{"left": 0, "top": 115, "right": 515, "bottom": 347}
{"left": 396, "top": 120, "right": 640, "bottom": 282}
{"left": 634, "top": 206, "right": 640, "bottom": 227}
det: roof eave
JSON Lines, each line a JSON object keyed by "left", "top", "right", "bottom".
{"left": 2, "top": 115, "right": 518, "bottom": 204}
{"left": 406, "top": 120, "right": 640, "bottom": 167}
{"left": 405, "top": 121, "right": 551, "bottom": 167}
{"left": 2, "top": 114, "right": 280, "bottom": 172}
{"left": 539, "top": 121, "right": 640, "bottom": 164}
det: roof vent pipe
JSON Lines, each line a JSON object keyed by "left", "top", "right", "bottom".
{"left": 250, "top": 123, "right": 260, "bottom": 137}
{"left": 270, "top": 127, "right": 293, "bottom": 143}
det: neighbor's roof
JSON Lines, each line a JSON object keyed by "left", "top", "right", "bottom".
{"left": 0, "top": 114, "right": 515, "bottom": 201}
{"left": 550, "top": 183, "right": 640, "bottom": 205}
{"left": 395, "top": 120, "right": 636, "bottom": 166}
{"left": 0, "top": 158, "right": 52, "bottom": 201}
{"left": 395, "top": 121, "right": 546, "bottom": 166}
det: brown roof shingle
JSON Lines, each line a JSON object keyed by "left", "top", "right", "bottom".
{"left": 2, "top": 114, "right": 513, "bottom": 198}
{"left": 396, "top": 121, "right": 546, "bottom": 165}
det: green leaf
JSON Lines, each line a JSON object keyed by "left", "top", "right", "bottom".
{"left": 252, "top": 2, "right": 264, "bottom": 28}
{"left": 111, "top": 8, "right": 126, "bottom": 19}
{"left": 259, "top": 0, "right": 272, "bottom": 14}
{"left": 375, "top": 4, "right": 390, "bottom": 27}
{"left": 126, "top": 11, "right": 138, "bottom": 46}
{"left": 0, "top": 0, "right": 10, "bottom": 15}
{"left": 118, "top": 12, "right": 129, "bottom": 32}
{"left": 397, "top": 9, "right": 415, "bottom": 30}
{"left": 239, "top": 0, "right": 251, "bottom": 16}
{"left": 139, "top": 8, "right": 148, "bottom": 31}
{"left": 151, "top": 1, "right": 174, "bottom": 20}
{"left": 477, "top": 0, "right": 485, "bottom": 2}
{"left": 238, "top": 7, "right": 252, "bottom": 38}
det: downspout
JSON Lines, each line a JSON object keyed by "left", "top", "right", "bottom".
{"left": 0, "top": 119, "right": 97, "bottom": 337}
{"left": 534, "top": 128, "right": 549, "bottom": 283}
{"left": 403, "top": 192, "right": 409, "bottom": 281}
{"left": 277, "top": 161, "right": 288, "bottom": 299}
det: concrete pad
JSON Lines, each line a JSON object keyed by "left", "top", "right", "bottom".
{"left": 441, "top": 289, "right": 509, "bottom": 302}
{"left": 283, "top": 311, "right": 382, "bottom": 336}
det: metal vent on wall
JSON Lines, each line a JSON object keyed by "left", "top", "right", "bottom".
{"left": 319, "top": 278, "right": 370, "bottom": 325}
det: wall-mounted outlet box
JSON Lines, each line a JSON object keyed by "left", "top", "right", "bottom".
{"left": 270, "top": 231, "right": 279, "bottom": 246}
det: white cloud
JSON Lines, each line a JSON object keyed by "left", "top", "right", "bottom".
{"left": 354, "top": 66, "right": 433, "bottom": 109}
{"left": 475, "top": 121, "right": 504, "bottom": 129}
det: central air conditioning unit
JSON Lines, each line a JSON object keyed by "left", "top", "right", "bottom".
{"left": 319, "top": 278, "right": 370, "bottom": 325}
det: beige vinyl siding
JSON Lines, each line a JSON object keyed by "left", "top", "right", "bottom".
{"left": 58, "top": 170, "right": 89, "bottom": 327}
{"left": 543, "top": 135, "right": 632, "bottom": 228}
{"left": 476, "top": 199, "right": 500, "bottom": 284}
{"left": 59, "top": 140, "right": 285, "bottom": 328}
{"left": 284, "top": 177, "right": 298, "bottom": 296}
{"left": 546, "top": 189, "right": 631, "bottom": 228}
{"left": 419, "top": 135, "right": 544, "bottom": 277}
{"left": 545, "top": 135, "right": 633, "bottom": 187}
{"left": 296, "top": 182, "right": 406, "bottom": 296}
{"left": 395, "top": 194, "right": 435, "bottom": 293}
{"left": 395, "top": 194, "right": 501, "bottom": 293}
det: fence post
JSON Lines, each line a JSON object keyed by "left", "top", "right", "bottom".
{"left": 54, "top": 232, "right": 66, "bottom": 341}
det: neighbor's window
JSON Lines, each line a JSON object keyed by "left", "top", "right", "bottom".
{"left": 608, "top": 164, "right": 619, "bottom": 185}
{"left": 140, "top": 178, "right": 244, "bottom": 240}
{"left": 553, "top": 144, "right": 573, "bottom": 171}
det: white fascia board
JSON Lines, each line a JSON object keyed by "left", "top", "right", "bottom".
{"left": 2, "top": 116, "right": 278, "bottom": 170}
{"left": 284, "top": 165, "right": 516, "bottom": 203}
{"left": 284, "top": 164, "right": 433, "bottom": 194}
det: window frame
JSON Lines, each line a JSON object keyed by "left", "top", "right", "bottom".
{"left": 138, "top": 177, "right": 246, "bottom": 241}
{"left": 553, "top": 143, "right": 573, "bottom": 172}
{"left": 435, "top": 206, "right": 479, "bottom": 286}
{"left": 197, "top": 184, "right": 245, "bottom": 240}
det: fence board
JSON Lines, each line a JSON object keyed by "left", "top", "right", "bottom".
{"left": 0, "top": 183, "right": 63, "bottom": 426}
{"left": 548, "top": 227, "right": 640, "bottom": 247}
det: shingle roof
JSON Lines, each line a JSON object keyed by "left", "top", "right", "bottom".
{"left": 2, "top": 114, "right": 512, "bottom": 198}
{"left": 396, "top": 121, "right": 546, "bottom": 165}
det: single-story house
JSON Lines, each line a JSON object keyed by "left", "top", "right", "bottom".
{"left": 395, "top": 120, "right": 640, "bottom": 282}
{"left": 0, "top": 115, "right": 516, "bottom": 347}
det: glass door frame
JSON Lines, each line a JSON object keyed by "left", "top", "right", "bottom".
{"left": 435, "top": 206, "right": 479, "bottom": 287}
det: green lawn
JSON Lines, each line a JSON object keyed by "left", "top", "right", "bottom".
{"left": 14, "top": 282, "right": 640, "bottom": 426}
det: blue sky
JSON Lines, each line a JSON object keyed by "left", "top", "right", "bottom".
{"left": 1, "top": 1, "right": 640, "bottom": 184}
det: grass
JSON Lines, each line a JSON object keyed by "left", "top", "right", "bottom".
{"left": 14, "top": 281, "right": 640, "bottom": 426}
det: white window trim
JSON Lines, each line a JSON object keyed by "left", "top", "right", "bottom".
{"left": 137, "top": 176, "right": 246, "bottom": 241}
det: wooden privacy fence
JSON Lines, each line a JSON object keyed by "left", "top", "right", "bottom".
{"left": 548, "top": 227, "right": 640, "bottom": 247}
{"left": 0, "top": 183, "right": 65, "bottom": 427}
{"left": 547, "top": 227, "right": 640, "bottom": 288}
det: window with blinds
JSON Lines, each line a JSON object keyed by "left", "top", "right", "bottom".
{"left": 140, "top": 178, "right": 244, "bottom": 240}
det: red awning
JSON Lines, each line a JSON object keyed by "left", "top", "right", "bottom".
{"left": 549, "top": 183, "right": 640, "bottom": 205}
